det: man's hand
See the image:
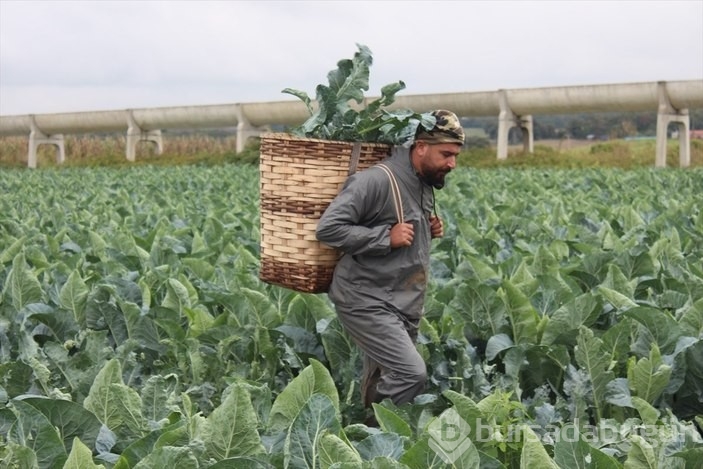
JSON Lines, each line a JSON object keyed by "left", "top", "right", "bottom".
{"left": 390, "top": 222, "right": 414, "bottom": 248}
{"left": 430, "top": 216, "right": 443, "bottom": 239}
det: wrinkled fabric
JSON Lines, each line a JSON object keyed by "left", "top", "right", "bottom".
{"left": 335, "top": 302, "right": 426, "bottom": 406}
{"left": 316, "top": 146, "right": 435, "bottom": 321}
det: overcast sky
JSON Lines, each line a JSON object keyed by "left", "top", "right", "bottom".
{"left": 1, "top": 0, "right": 702, "bottom": 116}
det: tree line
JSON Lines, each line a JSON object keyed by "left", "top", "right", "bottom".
{"left": 461, "top": 109, "right": 703, "bottom": 142}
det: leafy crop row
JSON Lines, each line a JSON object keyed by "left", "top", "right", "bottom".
{"left": 1, "top": 165, "right": 702, "bottom": 468}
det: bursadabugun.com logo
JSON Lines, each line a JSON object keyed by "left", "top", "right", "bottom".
{"left": 428, "top": 408, "right": 475, "bottom": 463}
{"left": 428, "top": 409, "right": 699, "bottom": 463}
{"left": 471, "top": 418, "right": 694, "bottom": 448}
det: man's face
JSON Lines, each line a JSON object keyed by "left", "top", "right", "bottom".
{"left": 414, "top": 141, "right": 461, "bottom": 188}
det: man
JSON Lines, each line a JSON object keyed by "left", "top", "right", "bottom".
{"left": 315, "top": 110, "right": 465, "bottom": 414}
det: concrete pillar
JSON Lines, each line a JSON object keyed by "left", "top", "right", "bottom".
{"left": 236, "top": 105, "right": 263, "bottom": 153}
{"left": 522, "top": 115, "right": 534, "bottom": 154}
{"left": 126, "top": 110, "right": 163, "bottom": 162}
{"left": 656, "top": 82, "right": 690, "bottom": 168}
{"left": 497, "top": 90, "right": 534, "bottom": 160}
{"left": 28, "top": 115, "right": 65, "bottom": 168}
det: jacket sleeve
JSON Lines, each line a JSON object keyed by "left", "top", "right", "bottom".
{"left": 315, "top": 171, "right": 392, "bottom": 256}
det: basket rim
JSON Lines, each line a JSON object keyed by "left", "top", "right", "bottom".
{"left": 260, "top": 132, "right": 392, "bottom": 148}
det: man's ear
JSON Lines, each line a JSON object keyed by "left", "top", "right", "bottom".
{"left": 414, "top": 141, "right": 429, "bottom": 157}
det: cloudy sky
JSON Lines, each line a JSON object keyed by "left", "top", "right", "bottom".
{"left": 1, "top": 0, "right": 702, "bottom": 116}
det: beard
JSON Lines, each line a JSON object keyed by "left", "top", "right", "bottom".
{"left": 421, "top": 168, "right": 450, "bottom": 189}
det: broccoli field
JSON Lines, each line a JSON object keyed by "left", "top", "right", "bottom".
{"left": 1, "top": 164, "right": 702, "bottom": 468}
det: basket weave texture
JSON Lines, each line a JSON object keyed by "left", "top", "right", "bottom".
{"left": 259, "top": 133, "right": 391, "bottom": 293}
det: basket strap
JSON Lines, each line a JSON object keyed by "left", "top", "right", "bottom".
{"left": 348, "top": 142, "right": 362, "bottom": 176}
{"left": 376, "top": 164, "right": 404, "bottom": 224}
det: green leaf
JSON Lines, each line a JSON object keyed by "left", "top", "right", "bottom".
{"left": 0, "top": 441, "right": 39, "bottom": 469}
{"left": 460, "top": 256, "right": 501, "bottom": 284}
{"left": 449, "top": 282, "right": 509, "bottom": 340}
{"left": 630, "top": 396, "right": 660, "bottom": 425}
{"left": 9, "top": 399, "right": 67, "bottom": 469}
{"left": 623, "top": 435, "right": 657, "bottom": 469}
{"left": 602, "top": 263, "right": 637, "bottom": 298}
{"left": 329, "top": 45, "right": 371, "bottom": 104}
{"left": 476, "top": 390, "right": 518, "bottom": 425}
{"left": 182, "top": 257, "right": 215, "bottom": 281}
{"left": 205, "top": 383, "right": 265, "bottom": 460}
{"left": 7, "top": 252, "right": 43, "bottom": 310}
{"left": 85, "top": 285, "right": 128, "bottom": 344}
{"left": 119, "top": 300, "right": 164, "bottom": 353}
{"left": 154, "top": 424, "right": 189, "bottom": 449}
{"left": 528, "top": 273, "right": 583, "bottom": 318}
{"left": 26, "top": 303, "right": 78, "bottom": 344}
{"left": 59, "top": 270, "right": 89, "bottom": 325}
{"left": 588, "top": 446, "right": 624, "bottom": 468}
{"left": 132, "top": 446, "right": 199, "bottom": 469}
{"left": 626, "top": 344, "right": 672, "bottom": 404}
{"left": 485, "top": 333, "right": 514, "bottom": 361}
{"left": 88, "top": 230, "right": 108, "bottom": 260}
{"left": 649, "top": 229, "right": 685, "bottom": 272}
{"left": 284, "top": 393, "right": 341, "bottom": 469}
{"left": 207, "top": 457, "right": 276, "bottom": 469}
{"left": 161, "top": 278, "right": 191, "bottom": 314}
{"left": 623, "top": 307, "right": 683, "bottom": 355}
{"left": 189, "top": 230, "right": 208, "bottom": 256}
{"left": 672, "top": 447, "right": 703, "bottom": 469}
{"left": 284, "top": 44, "right": 421, "bottom": 144}
{"left": 112, "top": 420, "right": 189, "bottom": 469}
{"left": 372, "top": 403, "right": 412, "bottom": 437}
{"left": 0, "top": 235, "right": 26, "bottom": 264}
{"left": 553, "top": 436, "right": 590, "bottom": 469}
{"left": 140, "top": 375, "right": 180, "bottom": 424}
{"left": 138, "top": 277, "right": 152, "bottom": 310}
{"left": 575, "top": 326, "right": 614, "bottom": 422}
{"left": 268, "top": 359, "right": 340, "bottom": 433}
{"left": 499, "top": 280, "right": 540, "bottom": 345}
{"left": 19, "top": 396, "right": 102, "bottom": 457}
{"left": 229, "top": 288, "right": 281, "bottom": 328}
{"left": 63, "top": 437, "right": 106, "bottom": 468}
{"left": 601, "top": 318, "right": 634, "bottom": 372}
{"left": 83, "top": 359, "right": 148, "bottom": 438}
{"left": 679, "top": 298, "right": 703, "bottom": 337}
{"left": 184, "top": 305, "right": 215, "bottom": 338}
{"left": 0, "top": 362, "right": 33, "bottom": 398}
{"left": 318, "top": 317, "right": 358, "bottom": 376}
{"left": 531, "top": 245, "right": 560, "bottom": 276}
{"left": 443, "top": 390, "right": 484, "bottom": 442}
{"left": 401, "top": 433, "right": 481, "bottom": 469}
{"left": 319, "top": 432, "right": 361, "bottom": 468}
{"left": 332, "top": 456, "right": 409, "bottom": 468}
{"left": 519, "top": 425, "right": 559, "bottom": 469}
{"left": 355, "top": 433, "right": 405, "bottom": 461}
{"left": 286, "top": 293, "right": 335, "bottom": 329}
{"left": 282, "top": 87, "right": 313, "bottom": 114}
{"left": 425, "top": 407, "right": 481, "bottom": 468}
{"left": 605, "top": 377, "right": 634, "bottom": 408}
{"left": 541, "top": 293, "right": 599, "bottom": 346}
{"left": 597, "top": 285, "right": 638, "bottom": 311}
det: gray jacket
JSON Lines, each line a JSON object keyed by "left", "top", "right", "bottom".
{"left": 316, "top": 146, "right": 435, "bottom": 320}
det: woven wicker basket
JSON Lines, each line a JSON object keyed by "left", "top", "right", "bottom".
{"left": 259, "top": 132, "right": 391, "bottom": 293}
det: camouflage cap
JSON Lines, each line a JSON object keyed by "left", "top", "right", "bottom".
{"left": 415, "top": 110, "right": 465, "bottom": 145}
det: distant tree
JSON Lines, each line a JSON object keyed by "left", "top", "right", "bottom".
{"left": 567, "top": 117, "right": 589, "bottom": 139}
{"left": 610, "top": 120, "right": 638, "bottom": 139}
{"left": 460, "top": 109, "right": 703, "bottom": 142}
{"left": 464, "top": 136, "right": 491, "bottom": 149}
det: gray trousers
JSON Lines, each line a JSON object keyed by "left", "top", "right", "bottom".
{"left": 336, "top": 304, "right": 427, "bottom": 407}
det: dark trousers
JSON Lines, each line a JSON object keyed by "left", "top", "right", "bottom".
{"left": 336, "top": 304, "right": 427, "bottom": 407}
